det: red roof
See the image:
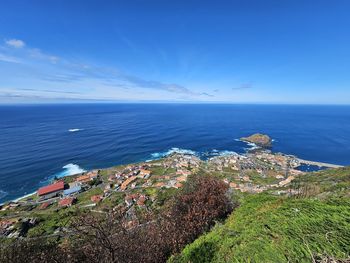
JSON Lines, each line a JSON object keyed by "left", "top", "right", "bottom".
{"left": 59, "top": 197, "right": 75, "bottom": 207}
{"left": 37, "top": 181, "right": 64, "bottom": 196}
{"left": 91, "top": 195, "right": 103, "bottom": 203}
{"left": 39, "top": 202, "right": 51, "bottom": 209}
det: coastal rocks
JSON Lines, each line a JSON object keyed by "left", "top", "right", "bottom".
{"left": 241, "top": 133, "right": 272, "bottom": 148}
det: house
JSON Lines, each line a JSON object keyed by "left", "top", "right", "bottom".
{"left": 108, "top": 175, "right": 116, "bottom": 182}
{"left": 39, "top": 202, "right": 51, "bottom": 210}
{"left": 176, "top": 170, "right": 191, "bottom": 176}
{"left": 137, "top": 195, "right": 147, "bottom": 206}
{"left": 0, "top": 220, "right": 15, "bottom": 229}
{"left": 58, "top": 197, "right": 76, "bottom": 207}
{"left": 68, "top": 181, "right": 79, "bottom": 188}
{"left": 120, "top": 176, "right": 137, "bottom": 191}
{"left": 125, "top": 193, "right": 139, "bottom": 206}
{"left": 154, "top": 182, "right": 166, "bottom": 188}
{"left": 139, "top": 169, "right": 152, "bottom": 178}
{"left": 63, "top": 185, "right": 81, "bottom": 196}
{"left": 87, "top": 170, "right": 98, "bottom": 177}
{"left": 76, "top": 170, "right": 99, "bottom": 185}
{"left": 91, "top": 195, "right": 103, "bottom": 203}
{"left": 76, "top": 175, "right": 91, "bottom": 184}
{"left": 37, "top": 181, "right": 65, "bottom": 200}
{"left": 174, "top": 182, "right": 183, "bottom": 188}
{"left": 104, "top": 183, "right": 113, "bottom": 191}
{"left": 125, "top": 196, "right": 134, "bottom": 207}
{"left": 229, "top": 182, "right": 238, "bottom": 189}
{"left": 176, "top": 176, "right": 187, "bottom": 182}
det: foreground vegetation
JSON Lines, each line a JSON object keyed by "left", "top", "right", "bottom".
{"left": 0, "top": 174, "right": 234, "bottom": 263}
{"left": 170, "top": 195, "right": 350, "bottom": 263}
{"left": 1, "top": 165, "right": 349, "bottom": 262}
{"left": 170, "top": 168, "right": 350, "bottom": 263}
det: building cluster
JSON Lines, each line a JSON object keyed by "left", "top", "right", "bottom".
{"left": 0, "top": 217, "right": 37, "bottom": 238}
{"left": 36, "top": 170, "right": 101, "bottom": 208}
{"left": 208, "top": 152, "right": 303, "bottom": 194}
{"left": 163, "top": 153, "right": 201, "bottom": 170}
{"left": 124, "top": 193, "right": 148, "bottom": 207}
{"left": 0, "top": 151, "right": 309, "bottom": 239}
{"left": 108, "top": 165, "right": 152, "bottom": 191}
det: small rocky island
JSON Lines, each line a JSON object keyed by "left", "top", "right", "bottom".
{"left": 240, "top": 133, "right": 272, "bottom": 147}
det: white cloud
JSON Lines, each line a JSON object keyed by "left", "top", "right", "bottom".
{"left": 28, "top": 48, "right": 59, "bottom": 64}
{"left": 0, "top": 53, "right": 20, "bottom": 63}
{"left": 5, "top": 39, "right": 26, "bottom": 48}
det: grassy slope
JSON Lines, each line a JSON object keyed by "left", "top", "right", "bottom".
{"left": 170, "top": 168, "right": 350, "bottom": 263}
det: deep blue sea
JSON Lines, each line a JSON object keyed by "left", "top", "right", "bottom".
{"left": 1, "top": 104, "right": 350, "bottom": 203}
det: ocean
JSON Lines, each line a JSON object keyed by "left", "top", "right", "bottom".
{"left": 1, "top": 103, "right": 350, "bottom": 203}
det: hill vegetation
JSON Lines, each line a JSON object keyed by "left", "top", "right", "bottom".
{"left": 0, "top": 163, "right": 349, "bottom": 262}
{"left": 170, "top": 167, "right": 350, "bottom": 263}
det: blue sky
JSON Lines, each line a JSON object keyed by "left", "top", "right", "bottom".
{"left": 0, "top": 0, "right": 350, "bottom": 104}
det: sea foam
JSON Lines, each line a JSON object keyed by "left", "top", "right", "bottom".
{"left": 68, "top": 128, "right": 83, "bottom": 132}
{"left": 150, "top": 147, "right": 197, "bottom": 159}
{"left": 55, "top": 163, "right": 86, "bottom": 178}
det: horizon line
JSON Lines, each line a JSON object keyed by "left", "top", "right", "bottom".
{"left": 1, "top": 101, "right": 350, "bottom": 106}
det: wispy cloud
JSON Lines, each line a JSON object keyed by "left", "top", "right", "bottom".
{"left": 0, "top": 53, "right": 21, "bottom": 63}
{"left": 232, "top": 83, "right": 253, "bottom": 90}
{"left": 200, "top": 92, "right": 214, "bottom": 97}
{"left": 5, "top": 39, "right": 25, "bottom": 48}
{"left": 28, "top": 48, "right": 59, "bottom": 64}
{"left": 0, "top": 38, "right": 211, "bottom": 101}
{"left": 16, "top": 88, "right": 82, "bottom": 95}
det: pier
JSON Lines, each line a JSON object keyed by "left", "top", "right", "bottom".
{"left": 297, "top": 158, "right": 344, "bottom": 169}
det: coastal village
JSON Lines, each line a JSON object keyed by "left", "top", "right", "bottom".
{"left": 0, "top": 134, "right": 341, "bottom": 239}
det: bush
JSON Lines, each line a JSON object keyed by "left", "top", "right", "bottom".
{"left": 0, "top": 174, "right": 234, "bottom": 263}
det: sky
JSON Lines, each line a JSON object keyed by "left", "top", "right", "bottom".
{"left": 0, "top": 0, "right": 350, "bottom": 104}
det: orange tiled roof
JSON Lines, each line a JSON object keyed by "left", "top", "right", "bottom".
{"left": 137, "top": 195, "right": 147, "bottom": 206}
{"left": 140, "top": 169, "right": 151, "bottom": 174}
{"left": 59, "top": 197, "right": 75, "bottom": 207}
{"left": 76, "top": 175, "right": 91, "bottom": 183}
{"left": 154, "top": 182, "right": 166, "bottom": 188}
{"left": 175, "top": 182, "right": 183, "bottom": 188}
{"left": 176, "top": 176, "right": 187, "bottom": 182}
{"left": 121, "top": 176, "right": 137, "bottom": 190}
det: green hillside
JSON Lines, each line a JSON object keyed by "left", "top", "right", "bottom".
{"left": 170, "top": 168, "right": 350, "bottom": 263}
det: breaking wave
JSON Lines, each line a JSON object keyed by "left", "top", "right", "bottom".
{"left": 150, "top": 148, "right": 198, "bottom": 159}
{"left": 68, "top": 128, "right": 83, "bottom": 132}
{"left": 150, "top": 148, "right": 239, "bottom": 160}
{"left": 245, "top": 142, "right": 260, "bottom": 151}
{"left": 55, "top": 163, "right": 86, "bottom": 178}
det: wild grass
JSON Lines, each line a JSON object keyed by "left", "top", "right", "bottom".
{"left": 170, "top": 194, "right": 350, "bottom": 262}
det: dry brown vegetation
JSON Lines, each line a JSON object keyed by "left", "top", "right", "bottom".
{"left": 0, "top": 174, "right": 234, "bottom": 263}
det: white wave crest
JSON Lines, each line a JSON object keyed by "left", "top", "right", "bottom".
{"left": 245, "top": 142, "right": 260, "bottom": 151}
{"left": 216, "top": 150, "right": 238, "bottom": 156}
{"left": 68, "top": 128, "right": 83, "bottom": 132}
{"left": 150, "top": 147, "right": 197, "bottom": 159}
{"left": 0, "top": 190, "right": 8, "bottom": 199}
{"left": 55, "top": 163, "right": 86, "bottom": 178}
